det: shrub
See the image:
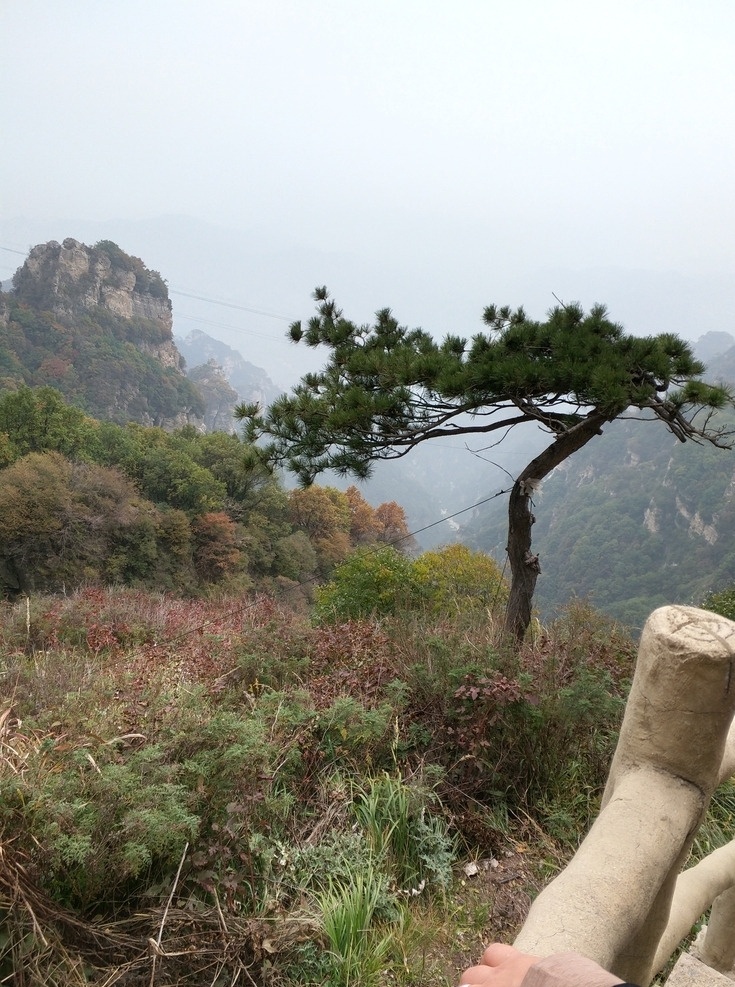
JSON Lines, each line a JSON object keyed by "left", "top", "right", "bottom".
{"left": 314, "top": 546, "right": 417, "bottom": 623}
{"left": 702, "top": 584, "right": 735, "bottom": 622}
{"left": 314, "top": 543, "right": 509, "bottom": 625}
{"left": 2, "top": 739, "right": 199, "bottom": 911}
{"left": 317, "top": 696, "right": 397, "bottom": 768}
{"left": 0, "top": 584, "right": 638, "bottom": 981}
{"left": 411, "top": 543, "right": 508, "bottom": 615}
{"left": 441, "top": 601, "right": 634, "bottom": 839}
{"left": 351, "top": 773, "right": 456, "bottom": 892}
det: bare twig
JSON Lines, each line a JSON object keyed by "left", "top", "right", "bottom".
{"left": 148, "top": 840, "right": 189, "bottom": 987}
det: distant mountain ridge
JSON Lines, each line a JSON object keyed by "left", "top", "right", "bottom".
{"left": 176, "top": 328, "right": 282, "bottom": 433}
{"left": 694, "top": 330, "right": 735, "bottom": 365}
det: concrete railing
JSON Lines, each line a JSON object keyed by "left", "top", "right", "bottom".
{"left": 513, "top": 606, "right": 735, "bottom": 987}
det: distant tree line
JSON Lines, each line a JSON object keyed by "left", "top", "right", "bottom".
{"left": 0, "top": 387, "right": 413, "bottom": 600}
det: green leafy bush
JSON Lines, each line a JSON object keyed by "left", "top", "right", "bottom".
{"left": 314, "top": 546, "right": 416, "bottom": 622}
{"left": 314, "top": 544, "right": 509, "bottom": 624}
{"left": 3, "top": 742, "right": 199, "bottom": 911}
{"left": 702, "top": 584, "right": 735, "bottom": 622}
{"left": 317, "top": 696, "right": 397, "bottom": 768}
{"left": 411, "top": 543, "right": 508, "bottom": 615}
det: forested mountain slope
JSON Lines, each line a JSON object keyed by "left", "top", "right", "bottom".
{"left": 0, "top": 239, "right": 475, "bottom": 551}
{"left": 0, "top": 386, "right": 416, "bottom": 600}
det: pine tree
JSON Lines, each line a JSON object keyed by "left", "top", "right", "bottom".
{"left": 237, "top": 288, "right": 734, "bottom": 643}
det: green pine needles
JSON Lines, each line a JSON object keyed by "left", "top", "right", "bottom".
{"left": 241, "top": 292, "right": 731, "bottom": 480}
{"left": 239, "top": 289, "right": 735, "bottom": 642}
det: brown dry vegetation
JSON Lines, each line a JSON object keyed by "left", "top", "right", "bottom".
{"left": 0, "top": 588, "right": 637, "bottom": 985}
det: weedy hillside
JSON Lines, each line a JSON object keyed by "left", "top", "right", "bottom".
{"left": 0, "top": 580, "right": 644, "bottom": 986}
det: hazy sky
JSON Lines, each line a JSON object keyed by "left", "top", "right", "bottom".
{"left": 3, "top": 0, "right": 735, "bottom": 380}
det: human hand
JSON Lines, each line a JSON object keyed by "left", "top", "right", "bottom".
{"left": 458, "top": 943, "right": 541, "bottom": 987}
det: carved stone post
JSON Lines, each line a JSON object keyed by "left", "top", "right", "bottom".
{"left": 701, "top": 883, "right": 735, "bottom": 973}
{"left": 652, "top": 840, "right": 735, "bottom": 976}
{"left": 651, "top": 718, "right": 735, "bottom": 976}
{"left": 513, "top": 606, "right": 735, "bottom": 987}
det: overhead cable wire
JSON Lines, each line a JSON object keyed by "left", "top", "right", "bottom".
{"left": 387, "top": 486, "right": 511, "bottom": 548}
{"left": 168, "top": 287, "right": 293, "bottom": 322}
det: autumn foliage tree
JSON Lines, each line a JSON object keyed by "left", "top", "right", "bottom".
{"left": 345, "top": 485, "right": 384, "bottom": 545}
{"left": 192, "top": 512, "right": 243, "bottom": 583}
{"left": 0, "top": 451, "right": 153, "bottom": 593}
{"left": 374, "top": 500, "right": 414, "bottom": 550}
{"left": 239, "top": 288, "right": 735, "bottom": 643}
{"left": 287, "top": 485, "right": 351, "bottom": 575}
{"left": 345, "top": 485, "right": 414, "bottom": 550}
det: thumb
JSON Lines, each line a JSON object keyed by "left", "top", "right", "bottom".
{"left": 482, "top": 943, "right": 523, "bottom": 968}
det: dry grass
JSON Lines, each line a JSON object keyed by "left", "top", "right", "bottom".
{"left": 0, "top": 849, "right": 320, "bottom": 986}
{"left": 0, "top": 587, "right": 635, "bottom": 984}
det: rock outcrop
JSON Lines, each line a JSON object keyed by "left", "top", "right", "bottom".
{"left": 186, "top": 360, "right": 240, "bottom": 433}
{"left": 4, "top": 239, "right": 204, "bottom": 429}
{"left": 12, "top": 238, "right": 184, "bottom": 373}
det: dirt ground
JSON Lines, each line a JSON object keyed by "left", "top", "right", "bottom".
{"left": 413, "top": 845, "right": 545, "bottom": 986}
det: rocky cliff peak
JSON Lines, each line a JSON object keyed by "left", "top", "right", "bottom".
{"left": 10, "top": 238, "right": 183, "bottom": 371}
{"left": 3, "top": 239, "right": 204, "bottom": 428}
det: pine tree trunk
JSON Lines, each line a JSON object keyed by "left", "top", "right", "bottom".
{"left": 504, "top": 479, "right": 540, "bottom": 643}
{"left": 503, "top": 409, "right": 616, "bottom": 645}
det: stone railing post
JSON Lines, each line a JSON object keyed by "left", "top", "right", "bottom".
{"left": 651, "top": 839, "right": 735, "bottom": 976}
{"left": 651, "top": 722, "right": 735, "bottom": 978}
{"left": 700, "top": 883, "right": 735, "bottom": 972}
{"left": 513, "top": 606, "right": 735, "bottom": 987}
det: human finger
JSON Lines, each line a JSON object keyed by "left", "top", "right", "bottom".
{"left": 481, "top": 943, "right": 524, "bottom": 968}
{"left": 457, "top": 963, "right": 498, "bottom": 987}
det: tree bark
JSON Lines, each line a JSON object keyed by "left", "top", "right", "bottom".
{"left": 504, "top": 409, "right": 615, "bottom": 644}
